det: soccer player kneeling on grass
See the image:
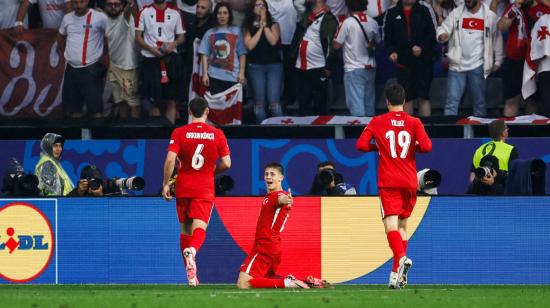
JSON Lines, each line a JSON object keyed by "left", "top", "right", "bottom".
{"left": 356, "top": 84, "right": 432, "bottom": 289}
{"left": 236, "top": 163, "right": 328, "bottom": 289}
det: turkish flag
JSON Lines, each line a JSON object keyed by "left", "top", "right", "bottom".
{"left": 462, "top": 18, "right": 485, "bottom": 31}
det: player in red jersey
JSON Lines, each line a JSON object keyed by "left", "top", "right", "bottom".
{"left": 236, "top": 163, "right": 328, "bottom": 289}
{"left": 356, "top": 84, "right": 432, "bottom": 289}
{"left": 162, "top": 97, "right": 232, "bottom": 287}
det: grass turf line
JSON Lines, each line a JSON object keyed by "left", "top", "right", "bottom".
{"left": 0, "top": 285, "right": 548, "bottom": 308}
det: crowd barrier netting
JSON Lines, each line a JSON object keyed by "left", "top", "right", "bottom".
{"left": 1, "top": 196, "right": 549, "bottom": 284}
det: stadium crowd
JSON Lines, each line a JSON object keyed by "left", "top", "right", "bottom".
{"left": 2, "top": 0, "right": 550, "bottom": 123}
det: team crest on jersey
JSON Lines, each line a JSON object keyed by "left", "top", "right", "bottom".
{"left": 0, "top": 203, "right": 54, "bottom": 283}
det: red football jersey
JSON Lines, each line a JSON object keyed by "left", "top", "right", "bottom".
{"left": 168, "top": 122, "right": 230, "bottom": 199}
{"left": 253, "top": 191, "right": 291, "bottom": 254}
{"left": 527, "top": 2, "right": 550, "bottom": 24}
{"left": 356, "top": 111, "right": 432, "bottom": 189}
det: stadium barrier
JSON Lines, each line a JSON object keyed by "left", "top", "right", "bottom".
{"left": 1, "top": 196, "right": 549, "bottom": 285}
{"left": 1, "top": 138, "right": 550, "bottom": 196}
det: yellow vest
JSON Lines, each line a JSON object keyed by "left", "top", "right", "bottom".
{"left": 473, "top": 140, "right": 514, "bottom": 171}
{"left": 35, "top": 155, "right": 74, "bottom": 196}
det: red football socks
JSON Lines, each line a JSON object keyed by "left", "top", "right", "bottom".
{"left": 180, "top": 234, "right": 191, "bottom": 266}
{"left": 249, "top": 278, "right": 286, "bottom": 288}
{"left": 403, "top": 240, "right": 408, "bottom": 255}
{"left": 190, "top": 228, "right": 207, "bottom": 252}
{"left": 387, "top": 231, "right": 405, "bottom": 272}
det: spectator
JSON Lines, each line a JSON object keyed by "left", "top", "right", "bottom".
{"left": 498, "top": 0, "right": 529, "bottom": 117}
{"left": 180, "top": 0, "right": 215, "bottom": 105}
{"left": 333, "top": 0, "right": 380, "bottom": 116}
{"left": 437, "top": 0, "right": 504, "bottom": 116}
{"left": 199, "top": 2, "right": 247, "bottom": 94}
{"left": 35, "top": 133, "right": 74, "bottom": 196}
{"left": 525, "top": 13, "right": 550, "bottom": 117}
{"left": 293, "top": 0, "right": 338, "bottom": 116}
{"left": 136, "top": 0, "right": 186, "bottom": 124}
{"left": 384, "top": 0, "right": 437, "bottom": 117}
{"left": 68, "top": 165, "right": 104, "bottom": 196}
{"left": 3, "top": 0, "right": 28, "bottom": 30}
{"left": 470, "top": 119, "right": 518, "bottom": 182}
{"left": 58, "top": 0, "right": 109, "bottom": 119}
{"left": 105, "top": 0, "right": 140, "bottom": 119}
{"left": 266, "top": 0, "right": 298, "bottom": 110}
{"left": 434, "top": 0, "right": 458, "bottom": 25}
{"left": 485, "top": 0, "right": 510, "bottom": 15}
{"left": 243, "top": 0, "right": 283, "bottom": 122}
{"left": 16, "top": 0, "right": 72, "bottom": 31}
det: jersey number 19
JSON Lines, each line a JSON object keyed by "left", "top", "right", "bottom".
{"left": 385, "top": 130, "right": 411, "bottom": 158}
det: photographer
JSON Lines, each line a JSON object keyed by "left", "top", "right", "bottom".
{"left": 468, "top": 155, "right": 505, "bottom": 195}
{"left": 68, "top": 165, "right": 104, "bottom": 196}
{"left": 1, "top": 158, "right": 40, "bottom": 197}
{"left": 308, "top": 161, "right": 357, "bottom": 196}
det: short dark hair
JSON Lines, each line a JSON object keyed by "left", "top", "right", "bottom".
{"left": 317, "top": 161, "right": 335, "bottom": 169}
{"left": 213, "top": 2, "right": 233, "bottom": 27}
{"left": 189, "top": 97, "right": 209, "bottom": 118}
{"left": 264, "top": 162, "right": 284, "bottom": 175}
{"left": 489, "top": 119, "right": 507, "bottom": 140}
{"left": 385, "top": 84, "right": 406, "bottom": 106}
{"left": 345, "top": 0, "right": 367, "bottom": 11}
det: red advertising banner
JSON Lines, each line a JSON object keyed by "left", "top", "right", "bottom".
{"left": 0, "top": 29, "right": 64, "bottom": 118}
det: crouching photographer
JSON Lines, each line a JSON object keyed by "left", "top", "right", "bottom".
{"left": 69, "top": 164, "right": 146, "bottom": 196}
{"left": 1, "top": 158, "right": 40, "bottom": 197}
{"left": 468, "top": 155, "right": 505, "bottom": 195}
{"left": 308, "top": 161, "right": 357, "bottom": 196}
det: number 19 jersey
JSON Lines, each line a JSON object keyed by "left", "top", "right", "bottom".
{"left": 357, "top": 111, "right": 432, "bottom": 189}
{"left": 168, "top": 122, "right": 230, "bottom": 199}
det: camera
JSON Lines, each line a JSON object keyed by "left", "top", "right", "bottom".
{"left": 474, "top": 166, "right": 492, "bottom": 180}
{"left": 106, "top": 176, "right": 146, "bottom": 193}
{"left": 215, "top": 175, "right": 235, "bottom": 196}
{"left": 87, "top": 177, "right": 102, "bottom": 190}
{"left": 417, "top": 168, "right": 442, "bottom": 195}
{"left": 474, "top": 155, "right": 500, "bottom": 181}
{"left": 317, "top": 169, "right": 337, "bottom": 188}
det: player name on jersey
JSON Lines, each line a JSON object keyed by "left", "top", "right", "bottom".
{"left": 391, "top": 120, "right": 405, "bottom": 127}
{"left": 186, "top": 132, "right": 215, "bottom": 140}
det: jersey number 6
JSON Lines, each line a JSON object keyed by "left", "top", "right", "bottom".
{"left": 385, "top": 130, "right": 411, "bottom": 158}
{"left": 192, "top": 144, "right": 205, "bottom": 170}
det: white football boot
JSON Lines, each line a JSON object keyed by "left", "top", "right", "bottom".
{"left": 397, "top": 256, "right": 413, "bottom": 288}
{"left": 388, "top": 271, "right": 400, "bottom": 289}
{"left": 183, "top": 247, "right": 199, "bottom": 287}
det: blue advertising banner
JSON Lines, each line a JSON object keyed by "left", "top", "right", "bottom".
{"left": 0, "top": 138, "right": 549, "bottom": 196}
{"left": 0, "top": 197, "right": 549, "bottom": 285}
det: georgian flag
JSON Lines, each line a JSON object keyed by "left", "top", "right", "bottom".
{"left": 522, "top": 14, "right": 550, "bottom": 99}
{"left": 457, "top": 114, "right": 550, "bottom": 125}
{"left": 188, "top": 38, "right": 242, "bottom": 125}
{"left": 261, "top": 116, "right": 372, "bottom": 125}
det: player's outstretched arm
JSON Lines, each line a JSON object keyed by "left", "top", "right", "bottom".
{"left": 278, "top": 188, "right": 293, "bottom": 208}
{"left": 162, "top": 152, "right": 177, "bottom": 201}
{"left": 215, "top": 155, "right": 232, "bottom": 175}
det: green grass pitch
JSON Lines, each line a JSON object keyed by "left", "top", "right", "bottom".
{"left": 1, "top": 285, "right": 549, "bottom": 307}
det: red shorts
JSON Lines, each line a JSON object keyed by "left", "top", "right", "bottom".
{"left": 378, "top": 188, "right": 417, "bottom": 219}
{"left": 240, "top": 248, "right": 281, "bottom": 278}
{"left": 175, "top": 198, "right": 214, "bottom": 223}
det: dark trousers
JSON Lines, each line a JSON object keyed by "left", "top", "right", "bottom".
{"left": 539, "top": 71, "right": 550, "bottom": 116}
{"left": 296, "top": 68, "right": 328, "bottom": 116}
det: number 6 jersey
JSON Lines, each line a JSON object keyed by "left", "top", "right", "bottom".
{"left": 356, "top": 111, "right": 432, "bottom": 189}
{"left": 168, "top": 122, "right": 230, "bottom": 199}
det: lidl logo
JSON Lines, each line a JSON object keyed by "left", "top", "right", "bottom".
{"left": 0, "top": 203, "right": 54, "bottom": 283}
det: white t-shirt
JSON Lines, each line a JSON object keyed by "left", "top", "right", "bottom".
{"left": 0, "top": 0, "right": 28, "bottom": 29}
{"left": 366, "top": 0, "right": 392, "bottom": 18}
{"left": 29, "top": 0, "right": 70, "bottom": 29}
{"left": 136, "top": 5, "right": 186, "bottom": 57}
{"left": 59, "top": 9, "right": 108, "bottom": 68}
{"left": 267, "top": 0, "right": 297, "bottom": 45}
{"left": 334, "top": 13, "right": 379, "bottom": 72}
{"left": 295, "top": 11, "right": 327, "bottom": 70}
{"left": 459, "top": 8, "right": 485, "bottom": 71}
{"left": 107, "top": 14, "right": 139, "bottom": 70}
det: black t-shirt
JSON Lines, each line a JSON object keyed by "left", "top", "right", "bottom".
{"left": 246, "top": 25, "right": 282, "bottom": 65}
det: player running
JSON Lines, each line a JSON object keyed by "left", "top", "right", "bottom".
{"left": 356, "top": 84, "right": 432, "bottom": 289}
{"left": 236, "top": 163, "right": 328, "bottom": 289}
{"left": 162, "top": 97, "right": 232, "bottom": 287}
